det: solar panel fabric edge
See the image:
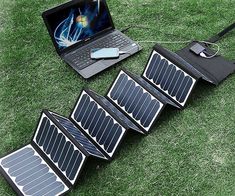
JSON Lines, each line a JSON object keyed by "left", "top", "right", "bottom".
{"left": 70, "top": 89, "right": 127, "bottom": 160}
{"left": 142, "top": 45, "right": 198, "bottom": 108}
{"left": 0, "top": 144, "right": 70, "bottom": 196}
{"left": 32, "top": 111, "right": 87, "bottom": 186}
{"left": 106, "top": 69, "right": 165, "bottom": 133}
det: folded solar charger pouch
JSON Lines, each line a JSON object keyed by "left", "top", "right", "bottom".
{"left": 141, "top": 22, "right": 235, "bottom": 109}
{"left": 142, "top": 22, "right": 235, "bottom": 102}
{"left": 176, "top": 22, "right": 235, "bottom": 85}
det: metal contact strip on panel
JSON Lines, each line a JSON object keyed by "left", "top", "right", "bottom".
{"left": 107, "top": 71, "right": 164, "bottom": 131}
{"left": 33, "top": 114, "right": 86, "bottom": 184}
{"left": 0, "top": 144, "right": 69, "bottom": 196}
{"left": 50, "top": 112, "right": 107, "bottom": 159}
{"left": 143, "top": 51, "right": 196, "bottom": 106}
{"left": 71, "top": 91, "right": 125, "bottom": 157}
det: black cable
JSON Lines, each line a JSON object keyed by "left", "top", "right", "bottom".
{"left": 208, "top": 22, "right": 235, "bottom": 43}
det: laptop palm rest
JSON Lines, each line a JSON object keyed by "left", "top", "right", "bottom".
{"left": 70, "top": 44, "right": 141, "bottom": 79}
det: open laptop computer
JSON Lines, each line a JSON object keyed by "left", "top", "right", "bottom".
{"left": 42, "top": 0, "right": 141, "bottom": 79}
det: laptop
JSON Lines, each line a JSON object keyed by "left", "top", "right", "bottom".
{"left": 42, "top": 0, "right": 141, "bottom": 79}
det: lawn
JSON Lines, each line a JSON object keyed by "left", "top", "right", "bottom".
{"left": 0, "top": 0, "right": 235, "bottom": 195}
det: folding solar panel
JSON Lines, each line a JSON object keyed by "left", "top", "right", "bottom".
{"left": 142, "top": 45, "right": 198, "bottom": 108}
{"left": 106, "top": 70, "right": 166, "bottom": 134}
{"left": 70, "top": 89, "right": 128, "bottom": 159}
{"left": 2, "top": 22, "right": 235, "bottom": 195}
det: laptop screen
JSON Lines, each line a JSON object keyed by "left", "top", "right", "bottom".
{"left": 44, "top": 0, "right": 113, "bottom": 52}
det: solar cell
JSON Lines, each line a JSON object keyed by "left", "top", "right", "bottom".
{"left": 143, "top": 50, "right": 196, "bottom": 106}
{"left": 50, "top": 112, "right": 107, "bottom": 160}
{"left": 33, "top": 114, "right": 86, "bottom": 184}
{"left": 107, "top": 70, "right": 164, "bottom": 132}
{"left": 0, "top": 145, "right": 69, "bottom": 196}
{"left": 71, "top": 90, "right": 126, "bottom": 158}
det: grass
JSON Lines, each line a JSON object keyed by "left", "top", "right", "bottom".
{"left": 0, "top": 0, "right": 235, "bottom": 195}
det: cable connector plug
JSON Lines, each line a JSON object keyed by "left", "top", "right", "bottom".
{"left": 190, "top": 43, "right": 206, "bottom": 55}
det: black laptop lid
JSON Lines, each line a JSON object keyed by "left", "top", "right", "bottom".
{"left": 42, "top": 0, "right": 114, "bottom": 55}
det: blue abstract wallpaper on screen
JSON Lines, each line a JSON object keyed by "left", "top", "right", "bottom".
{"left": 52, "top": 0, "right": 111, "bottom": 49}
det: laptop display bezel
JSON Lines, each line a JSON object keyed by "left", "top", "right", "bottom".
{"left": 42, "top": 0, "right": 115, "bottom": 55}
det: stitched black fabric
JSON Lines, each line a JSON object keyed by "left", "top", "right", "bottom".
{"left": 176, "top": 41, "right": 235, "bottom": 85}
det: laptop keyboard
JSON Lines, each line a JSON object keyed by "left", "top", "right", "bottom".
{"left": 65, "top": 33, "right": 132, "bottom": 69}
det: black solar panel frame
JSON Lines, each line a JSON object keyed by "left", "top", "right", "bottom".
{"left": 147, "top": 44, "right": 199, "bottom": 79}
{"left": 0, "top": 110, "right": 93, "bottom": 195}
{"left": 1, "top": 144, "right": 71, "bottom": 196}
{"left": 69, "top": 88, "right": 129, "bottom": 160}
{"left": 141, "top": 44, "right": 199, "bottom": 109}
{"left": 0, "top": 108, "right": 110, "bottom": 196}
{"left": 31, "top": 110, "right": 90, "bottom": 187}
{"left": 106, "top": 69, "right": 166, "bottom": 134}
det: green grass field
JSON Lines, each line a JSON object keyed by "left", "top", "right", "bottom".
{"left": 0, "top": 0, "right": 235, "bottom": 195}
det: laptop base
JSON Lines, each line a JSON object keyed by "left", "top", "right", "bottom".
{"left": 63, "top": 30, "right": 141, "bottom": 79}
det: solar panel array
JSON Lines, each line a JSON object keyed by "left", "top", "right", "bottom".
{"left": 34, "top": 114, "right": 86, "bottom": 184}
{"left": 107, "top": 70, "right": 164, "bottom": 132}
{"left": 1, "top": 46, "right": 205, "bottom": 195}
{"left": 143, "top": 51, "right": 197, "bottom": 106}
{"left": 71, "top": 91, "right": 126, "bottom": 157}
{"left": 0, "top": 145, "right": 69, "bottom": 196}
